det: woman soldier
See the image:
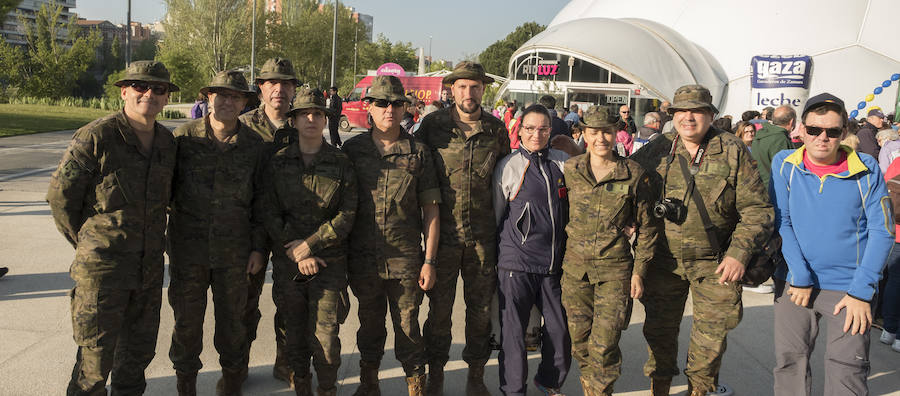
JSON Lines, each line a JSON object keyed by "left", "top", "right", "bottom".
{"left": 257, "top": 87, "right": 357, "bottom": 396}
{"left": 561, "top": 106, "right": 662, "bottom": 396}
{"left": 342, "top": 75, "right": 441, "bottom": 396}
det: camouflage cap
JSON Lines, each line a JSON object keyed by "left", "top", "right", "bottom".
{"left": 579, "top": 105, "right": 616, "bottom": 128}
{"left": 200, "top": 70, "right": 254, "bottom": 97}
{"left": 442, "top": 61, "right": 494, "bottom": 85}
{"left": 114, "top": 60, "right": 180, "bottom": 92}
{"left": 668, "top": 84, "right": 719, "bottom": 114}
{"left": 363, "top": 76, "right": 410, "bottom": 103}
{"left": 256, "top": 57, "right": 299, "bottom": 84}
{"left": 287, "top": 87, "right": 333, "bottom": 117}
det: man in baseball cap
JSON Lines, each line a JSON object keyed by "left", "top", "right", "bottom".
{"left": 857, "top": 106, "right": 885, "bottom": 159}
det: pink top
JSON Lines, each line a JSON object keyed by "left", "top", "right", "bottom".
{"left": 802, "top": 151, "right": 848, "bottom": 178}
{"left": 616, "top": 130, "right": 633, "bottom": 155}
{"left": 884, "top": 157, "right": 900, "bottom": 242}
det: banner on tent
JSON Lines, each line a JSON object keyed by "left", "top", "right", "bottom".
{"left": 750, "top": 55, "right": 813, "bottom": 111}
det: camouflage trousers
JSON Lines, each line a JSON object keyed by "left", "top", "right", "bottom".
{"left": 640, "top": 262, "right": 743, "bottom": 392}
{"left": 424, "top": 243, "right": 497, "bottom": 368}
{"left": 561, "top": 274, "right": 632, "bottom": 395}
{"left": 350, "top": 276, "right": 426, "bottom": 376}
{"left": 244, "top": 262, "right": 287, "bottom": 365}
{"left": 167, "top": 264, "right": 248, "bottom": 374}
{"left": 67, "top": 285, "right": 162, "bottom": 396}
{"left": 272, "top": 277, "right": 345, "bottom": 391}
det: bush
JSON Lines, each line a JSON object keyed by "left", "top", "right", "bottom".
{"left": 8, "top": 95, "right": 123, "bottom": 110}
{"left": 160, "top": 109, "right": 185, "bottom": 120}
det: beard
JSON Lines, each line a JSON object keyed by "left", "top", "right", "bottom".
{"left": 456, "top": 99, "right": 481, "bottom": 114}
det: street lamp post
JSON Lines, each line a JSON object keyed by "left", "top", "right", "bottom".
{"left": 250, "top": 0, "right": 256, "bottom": 83}
{"left": 330, "top": 0, "right": 338, "bottom": 88}
{"left": 125, "top": 0, "right": 131, "bottom": 66}
{"left": 353, "top": 20, "right": 358, "bottom": 79}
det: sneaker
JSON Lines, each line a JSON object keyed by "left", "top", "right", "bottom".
{"left": 708, "top": 384, "right": 734, "bottom": 396}
{"left": 533, "top": 378, "right": 565, "bottom": 396}
{"left": 880, "top": 330, "right": 897, "bottom": 345}
{"left": 525, "top": 327, "right": 541, "bottom": 352}
{"left": 893, "top": 339, "right": 900, "bottom": 353}
{"left": 742, "top": 283, "right": 774, "bottom": 294}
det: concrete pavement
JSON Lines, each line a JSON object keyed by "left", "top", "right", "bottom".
{"left": 0, "top": 127, "right": 897, "bottom": 395}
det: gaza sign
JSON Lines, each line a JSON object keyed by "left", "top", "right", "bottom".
{"left": 750, "top": 55, "right": 812, "bottom": 111}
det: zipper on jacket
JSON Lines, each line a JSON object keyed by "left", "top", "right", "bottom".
{"left": 537, "top": 155, "right": 557, "bottom": 274}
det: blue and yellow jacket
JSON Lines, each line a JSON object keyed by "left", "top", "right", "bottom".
{"left": 771, "top": 146, "right": 894, "bottom": 301}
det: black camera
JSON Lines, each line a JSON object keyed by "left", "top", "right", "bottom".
{"left": 653, "top": 198, "right": 687, "bottom": 223}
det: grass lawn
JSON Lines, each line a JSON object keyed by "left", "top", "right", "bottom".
{"left": 0, "top": 104, "right": 116, "bottom": 137}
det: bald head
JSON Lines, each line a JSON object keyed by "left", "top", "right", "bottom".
{"left": 772, "top": 105, "right": 796, "bottom": 129}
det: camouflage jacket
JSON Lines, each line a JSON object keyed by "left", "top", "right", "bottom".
{"left": 563, "top": 154, "right": 661, "bottom": 282}
{"left": 239, "top": 104, "right": 292, "bottom": 143}
{"left": 257, "top": 137, "right": 357, "bottom": 285}
{"left": 168, "top": 117, "right": 268, "bottom": 270}
{"left": 47, "top": 111, "right": 175, "bottom": 289}
{"left": 342, "top": 132, "right": 442, "bottom": 279}
{"left": 629, "top": 128, "right": 774, "bottom": 278}
{"left": 415, "top": 107, "right": 510, "bottom": 247}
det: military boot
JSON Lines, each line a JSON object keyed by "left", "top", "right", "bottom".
{"left": 274, "top": 346, "right": 294, "bottom": 384}
{"left": 216, "top": 369, "right": 244, "bottom": 396}
{"left": 406, "top": 374, "right": 426, "bottom": 396}
{"left": 352, "top": 360, "right": 381, "bottom": 396}
{"left": 293, "top": 372, "right": 313, "bottom": 396}
{"left": 425, "top": 364, "right": 444, "bottom": 396}
{"left": 176, "top": 371, "right": 197, "bottom": 396}
{"left": 465, "top": 364, "right": 490, "bottom": 396}
{"left": 650, "top": 377, "right": 671, "bottom": 396}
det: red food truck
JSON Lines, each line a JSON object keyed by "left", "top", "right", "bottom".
{"left": 339, "top": 75, "right": 444, "bottom": 130}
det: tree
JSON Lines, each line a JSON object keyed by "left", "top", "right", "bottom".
{"left": 478, "top": 21, "right": 545, "bottom": 77}
{"left": 0, "top": 0, "right": 19, "bottom": 18}
{"left": 131, "top": 36, "right": 158, "bottom": 62}
{"left": 0, "top": 2, "right": 100, "bottom": 98}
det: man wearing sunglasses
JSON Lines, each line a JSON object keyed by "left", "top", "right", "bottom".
{"left": 47, "top": 60, "right": 179, "bottom": 395}
{"left": 630, "top": 84, "right": 773, "bottom": 396}
{"left": 238, "top": 57, "right": 298, "bottom": 385}
{"left": 415, "top": 61, "right": 510, "bottom": 396}
{"left": 167, "top": 70, "right": 266, "bottom": 395}
{"left": 770, "top": 93, "right": 894, "bottom": 396}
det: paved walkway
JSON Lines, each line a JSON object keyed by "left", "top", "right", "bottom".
{"left": 0, "top": 129, "right": 897, "bottom": 395}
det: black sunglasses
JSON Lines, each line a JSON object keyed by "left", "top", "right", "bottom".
{"left": 367, "top": 99, "right": 406, "bottom": 108}
{"left": 804, "top": 125, "right": 843, "bottom": 138}
{"left": 129, "top": 81, "right": 169, "bottom": 95}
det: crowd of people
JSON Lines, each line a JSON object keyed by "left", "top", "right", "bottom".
{"left": 45, "top": 56, "right": 896, "bottom": 396}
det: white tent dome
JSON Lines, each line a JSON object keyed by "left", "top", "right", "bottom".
{"left": 547, "top": 0, "right": 900, "bottom": 117}
{"left": 513, "top": 17, "right": 728, "bottom": 108}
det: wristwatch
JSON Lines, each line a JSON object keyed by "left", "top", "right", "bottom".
{"left": 424, "top": 258, "right": 437, "bottom": 265}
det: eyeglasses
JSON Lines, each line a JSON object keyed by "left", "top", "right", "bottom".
{"left": 521, "top": 125, "right": 551, "bottom": 135}
{"left": 804, "top": 125, "right": 843, "bottom": 138}
{"left": 129, "top": 81, "right": 169, "bottom": 95}
{"left": 620, "top": 111, "right": 630, "bottom": 114}
{"left": 367, "top": 99, "right": 406, "bottom": 108}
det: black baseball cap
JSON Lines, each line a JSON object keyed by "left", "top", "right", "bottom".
{"left": 802, "top": 93, "right": 845, "bottom": 118}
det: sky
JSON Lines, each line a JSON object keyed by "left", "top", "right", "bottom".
{"left": 71, "top": 1, "right": 568, "bottom": 62}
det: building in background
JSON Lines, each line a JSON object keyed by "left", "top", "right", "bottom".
{"left": 1, "top": 0, "right": 77, "bottom": 46}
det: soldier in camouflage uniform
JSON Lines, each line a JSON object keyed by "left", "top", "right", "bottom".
{"left": 167, "top": 70, "right": 266, "bottom": 396}
{"left": 342, "top": 76, "right": 442, "bottom": 396}
{"left": 238, "top": 57, "right": 298, "bottom": 383}
{"left": 256, "top": 87, "right": 357, "bottom": 396}
{"left": 47, "top": 61, "right": 179, "bottom": 396}
{"left": 415, "top": 61, "right": 511, "bottom": 396}
{"left": 560, "top": 106, "right": 662, "bottom": 396}
{"left": 629, "top": 85, "right": 774, "bottom": 396}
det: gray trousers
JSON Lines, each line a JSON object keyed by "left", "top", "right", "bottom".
{"left": 773, "top": 279, "right": 871, "bottom": 396}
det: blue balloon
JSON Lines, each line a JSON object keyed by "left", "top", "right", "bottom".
{"left": 875, "top": 87, "right": 884, "bottom": 94}
{"left": 850, "top": 110, "right": 859, "bottom": 118}
{"left": 893, "top": 73, "right": 900, "bottom": 81}
{"left": 883, "top": 80, "right": 892, "bottom": 88}
{"left": 858, "top": 101, "right": 867, "bottom": 109}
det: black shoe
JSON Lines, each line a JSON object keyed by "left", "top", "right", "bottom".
{"left": 0, "top": 267, "right": 8, "bottom": 279}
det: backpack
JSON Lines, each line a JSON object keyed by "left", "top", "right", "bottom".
{"left": 886, "top": 173, "right": 900, "bottom": 225}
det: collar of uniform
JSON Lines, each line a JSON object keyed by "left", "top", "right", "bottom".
{"left": 435, "top": 107, "right": 498, "bottom": 138}
{"left": 361, "top": 132, "right": 415, "bottom": 157}
{"left": 672, "top": 127, "right": 725, "bottom": 159}
{"left": 574, "top": 153, "right": 631, "bottom": 186}
{"left": 284, "top": 137, "right": 336, "bottom": 164}
{"left": 115, "top": 110, "right": 171, "bottom": 151}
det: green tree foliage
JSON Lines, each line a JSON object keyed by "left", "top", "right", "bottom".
{"left": 0, "top": 2, "right": 100, "bottom": 98}
{"left": 0, "top": 0, "right": 20, "bottom": 18}
{"left": 132, "top": 36, "right": 158, "bottom": 61}
{"left": 478, "top": 21, "right": 545, "bottom": 77}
